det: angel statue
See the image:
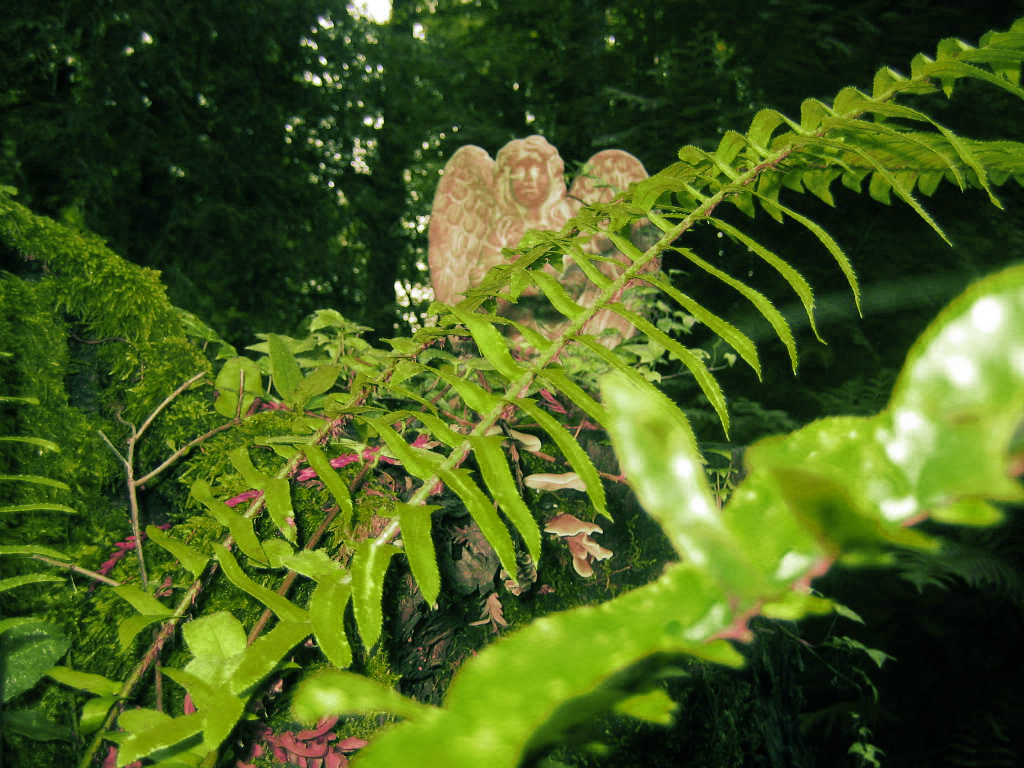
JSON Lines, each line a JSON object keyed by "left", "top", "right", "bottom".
{"left": 427, "top": 135, "right": 659, "bottom": 348}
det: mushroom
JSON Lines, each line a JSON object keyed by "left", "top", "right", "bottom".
{"left": 526, "top": 472, "right": 587, "bottom": 492}
{"left": 483, "top": 425, "right": 543, "bottom": 453}
{"left": 544, "top": 513, "right": 612, "bottom": 578}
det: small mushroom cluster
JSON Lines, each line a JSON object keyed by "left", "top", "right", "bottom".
{"left": 544, "top": 512, "right": 612, "bottom": 578}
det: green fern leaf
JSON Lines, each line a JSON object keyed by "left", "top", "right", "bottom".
{"left": 671, "top": 246, "right": 797, "bottom": 371}
{"left": 396, "top": 503, "right": 442, "bottom": 606}
{"left": 302, "top": 445, "right": 354, "bottom": 532}
{"left": 433, "top": 466, "right": 520, "bottom": 580}
{"left": 449, "top": 305, "right": 528, "bottom": 382}
{"left": 536, "top": 367, "right": 610, "bottom": 428}
{"left": 399, "top": 410, "right": 462, "bottom": 449}
{"left": 529, "top": 269, "right": 586, "bottom": 322}
{"left": 191, "top": 480, "right": 267, "bottom": 564}
{"left": 213, "top": 547, "right": 307, "bottom": 623}
{"left": 310, "top": 579, "right": 353, "bottom": 668}
{"left": 640, "top": 273, "right": 761, "bottom": 379}
{"left": 466, "top": 434, "right": 542, "bottom": 563}
{"left": 515, "top": 398, "right": 609, "bottom": 520}
{"left": 350, "top": 540, "right": 401, "bottom": 649}
{"left": 146, "top": 525, "right": 209, "bottom": 579}
{"left": 704, "top": 217, "right": 825, "bottom": 340}
{"left": 605, "top": 302, "right": 729, "bottom": 436}
{"left": 576, "top": 336, "right": 698, "bottom": 453}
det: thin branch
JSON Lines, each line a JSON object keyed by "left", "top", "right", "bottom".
{"left": 136, "top": 419, "right": 239, "bottom": 487}
{"left": 97, "top": 429, "right": 129, "bottom": 469}
{"left": 30, "top": 554, "right": 122, "bottom": 587}
{"left": 136, "top": 371, "right": 207, "bottom": 442}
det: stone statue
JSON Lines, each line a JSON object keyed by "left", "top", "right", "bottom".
{"left": 428, "top": 135, "right": 659, "bottom": 348}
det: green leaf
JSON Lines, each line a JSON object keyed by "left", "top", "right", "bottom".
{"left": 0, "top": 503, "right": 77, "bottom": 515}
{"left": 0, "top": 436, "right": 60, "bottom": 452}
{"left": 263, "top": 477, "right": 297, "bottom": 542}
{"left": 2, "top": 622, "right": 70, "bottom": 702}
{"left": 46, "top": 666, "right": 122, "bottom": 697}
{"left": 291, "top": 365, "right": 343, "bottom": 408}
{"left": 449, "top": 305, "right": 527, "bottom": 382}
{"left": 116, "top": 712, "right": 204, "bottom": 766}
{"left": 0, "top": 544, "right": 67, "bottom": 559}
{"left": 602, "top": 373, "right": 755, "bottom": 596}
{"left": 576, "top": 336, "right": 698, "bottom": 455}
{"left": 515, "top": 398, "right": 609, "bottom": 520}
{"left": 190, "top": 480, "right": 266, "bottom": 564}
{"left": 118, "top": 615, "right": 170, "bottom": 650}
{"left": 214, "top": 547, "right": 307, "bottom": 623}
{"left": 350, "top": 541, "right": 402, "bottom": 648}
{"left": 112, "top": 585, "right": 173, "bottom": 617}
{"left": 670, "top": 247, "right": 797, "bottom": 371}
{"left": 466, "top": 435, "right": 542, "bottom": 564}
{"left": 352, "top": 563, "right": 742, "bottom": 768}
{"left": 931, "top": 498, "right": 1004, "bottom": 526}
{"left": 639, "top": 274, "right": 760, "bottom": 379}
{"left": 80, "top": 695, "right": 118, "bottom": 735}
{"left": 2, "top": 709, "right": 73, "bottom": 742}
{"left": 800, "top": 135, "right": 949, "bottom": 254}
{"left": 183, "top": 611, "right": 246, "bottom": 687}
{"left": 268, "top": 333, "right": 303, "bottom": 400}
{"left": 292, "top": 669, "right": 432, "bottom": 723}
{"left": 160, "top": 667, "right": 244, "bottom": 749}
{"left": 228, "top": 446, "right": 266, "bottom": 489}
{"left": 0, "top": 617, "right": 46, "bottom": 635}
{"left": 605, "top": 301, "right": 730, "bottom": 437}
{"left": 919, "top": 58, "right": 1024, "bottom": 100}
{"left": 404, "top": 410, "right": 463, "bottom": 449}
{"left": 146, "top": 525, "right": 209, "bottom": 579}
{"left": 213, "top": 356, "right": 263, "bottom": 418}
{"left": 0, "top": 573, "right": 65, "bottom": 592}
{"left": 363, "top": 416, "right": 435, "bottom": 481}
{"left": 396, "top": 503, "right": 442, "bottom": 606}
{"left": 704, "top": 216, "right": 825, "bottom": 341}
{"left": 311, "top": 579, "right": 353, "bottom": 669}
{"left": 229, "top": 620, "right": 311, "bottom": 696}
{"left": 278, "top": 549, "right": 346, "bottom": 581}
{"left": 537, "top": 367, "right": 610, "bottom": 429}
{"left": 302, "top": 444, "right": 354, "bottom": 531}
{"left": 424, "top": 365, "right": 502, "bottom": 415}
{"left": 434, "top": 466, "right": 520, "bottom": 579}
{"left": 530, "top": 269, "right": 586, "bottom": 322}
{"left": 613, "top": 688, "right": 677, "bottom": 725}
{"left": 886, "top": 263, "right": 1024, "bottom": 508}
{"left": 0, "top": 474, "right": 69, "bottom": 490}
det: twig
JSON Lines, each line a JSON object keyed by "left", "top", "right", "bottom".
{"left": 30, "top": 555, "right": 122, "bottom": 587}
{"left": 135, "top": 420, "right": 238, "bottom": 487}
{"left": 135, "top": 371, "right": 206, "bottom": 443}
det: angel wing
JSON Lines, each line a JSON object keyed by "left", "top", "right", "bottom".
{"left": 427, "top": 146, "right": 498, "bottom": 306}
{"left": 567, "top": 150, "right": 658, "bottom": 344}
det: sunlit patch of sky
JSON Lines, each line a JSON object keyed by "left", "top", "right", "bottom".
{"left": 347, "top": 0, "right": 393, "bottom": 23}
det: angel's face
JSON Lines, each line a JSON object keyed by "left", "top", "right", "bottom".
{"left": 509, "top": 159, "right": 549, "bottom": 209}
